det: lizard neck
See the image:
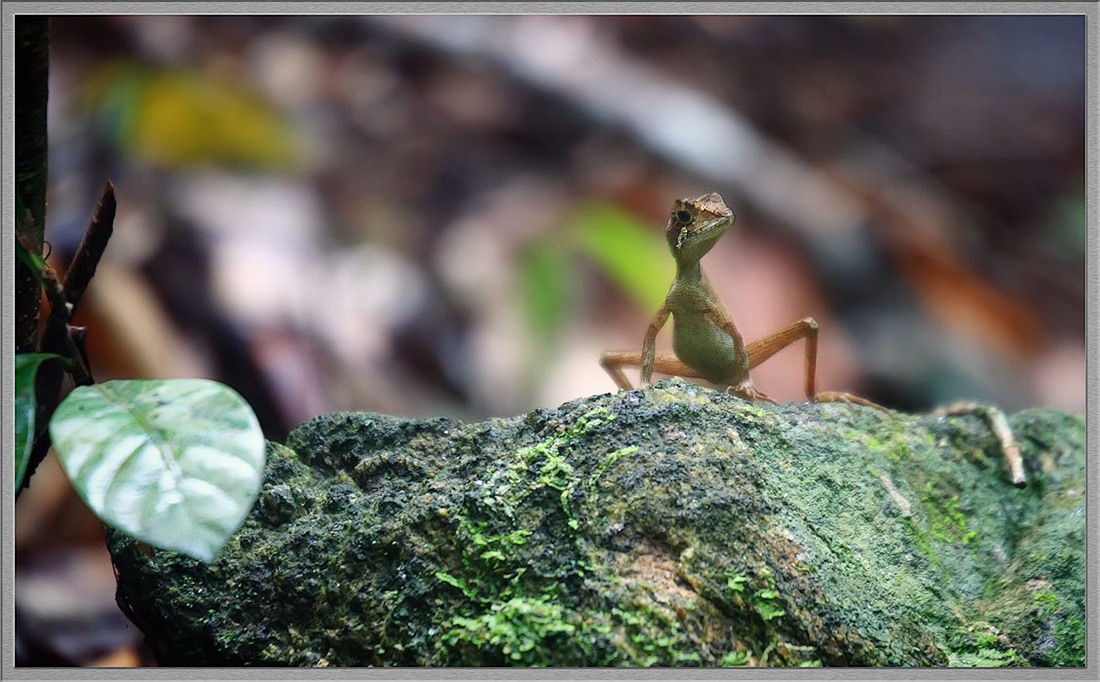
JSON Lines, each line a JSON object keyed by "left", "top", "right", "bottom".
{"left": 675, "top": 260, "right": 705, "bottom": 288}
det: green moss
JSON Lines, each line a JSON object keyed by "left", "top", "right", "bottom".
{"left": 720, "top": 650, "right": 752, "bottom": 667}
{"left": 601, "top": 603, "right": 701, "bottom": 666}
{"left": 1045, "top": 615, "right": 1085, "bottom": 667}
{"left": 948, "top": 648, "right": 1025, "bottom": 668}
{"left": 945, "top": 623, "right": 1028, "bottom": 668}
{"left": 751, "top": 567, "right": 786, "bottom": 623}
{"left": 107, "top": 380, "right": 1084, "bottom": 667}
{"left": 443, "top": 595, "right": 578, "bottom": 666}
{"left": 921, "top": 484, "right": 977, "bottom": 546}
{"left": 483, "top": 406, "right": 614, "bottom": 528}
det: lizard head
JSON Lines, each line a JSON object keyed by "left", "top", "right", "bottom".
{"left": 665, "top": 192, "right": 735, "bottom": 266}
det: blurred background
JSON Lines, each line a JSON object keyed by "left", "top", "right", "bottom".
{"left": 15, "top": 13, "right": 1086, "bottom": 666}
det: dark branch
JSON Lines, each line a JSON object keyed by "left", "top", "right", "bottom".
{"left": 15, "top": 16, "right": 50, "bottom": 354}
{"left": 63, "top": 180, "right": 116, "bottom": 315}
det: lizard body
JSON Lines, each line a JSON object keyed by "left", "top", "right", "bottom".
{"left": 599, "top": 191, "right": 1027, "bottom": 488}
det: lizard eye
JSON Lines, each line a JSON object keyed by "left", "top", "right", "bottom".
{"left": 674, "top": 209, "right": 692, "bottom": 226}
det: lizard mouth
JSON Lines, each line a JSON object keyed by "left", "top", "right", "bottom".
{"left": 672, "top": 214, "right": 732, "bottom": 252}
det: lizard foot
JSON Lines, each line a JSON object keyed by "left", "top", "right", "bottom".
{"left": 726, "top": 380, "right": 777, "bottom": 404}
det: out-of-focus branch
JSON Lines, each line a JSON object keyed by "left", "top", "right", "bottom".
{"left": 15, "top": 16, "right": 50, "bottom": 354}
{"left": 63, "top": 181, "right": 117, "bottom": 315}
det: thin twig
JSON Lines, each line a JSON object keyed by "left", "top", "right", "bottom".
{"left": 63, "top": 180, "right": 116, "bottom": 315}
{"left": 934, "top": 402, "right": 1027, "bottom": 488}
{"left": 41, "top": 268, "right": 93, "bottom": 386}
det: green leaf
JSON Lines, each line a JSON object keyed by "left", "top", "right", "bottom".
{"left": 755, "top": 601, "right": 786, "bottom": 622}
{"left": 14, "top": 353, "right": 64, "bottom": 491}
{"left": 15, "top": 235, "right": 48, "bottom": 282}
{"left": 436, "top": 571, "right": 465, "bottom": 590}
{"left": 49, "top": 379, "right": 266, "bottom": 562}
{"left": 725, "top": 571, "right": 748, "bottom": 593}
{"left": 720, "top": 650, "right": 752, "bottom": 667}
{"left": 518, "top": 239, "right": 572, "bottom": 351}
{"left": 569, "top": 201, "right": 674, "bottom": 310}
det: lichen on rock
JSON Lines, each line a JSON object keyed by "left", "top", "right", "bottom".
{"left": 108, "top": 378, "right": 1086, "bottom": 667}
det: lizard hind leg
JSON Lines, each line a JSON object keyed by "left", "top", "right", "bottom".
{"left": 934, "top": 401, "right": 1027, "bottom": 488}
{"left": 743, "top": 316, "right": 890, "bottom": 413}
{"left": 599, "top": 350, "right": 703, "bottom": 391}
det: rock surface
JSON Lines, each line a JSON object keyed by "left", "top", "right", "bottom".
{"left": 108, "top": 379, "right": 1086, "bottom": 667}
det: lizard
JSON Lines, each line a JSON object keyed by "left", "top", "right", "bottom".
{"left": 599, "top": 191, "right": 1026, "bottom": 487}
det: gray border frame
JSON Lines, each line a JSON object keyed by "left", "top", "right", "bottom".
{"left": 2, "top": 2, "right": 1095, "bottom": 680}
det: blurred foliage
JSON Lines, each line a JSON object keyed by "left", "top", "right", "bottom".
{"left": 1045, "top": 190, "right": 1086, "bottom": 255}
{"left": 568, "top": 201, "right": 674, "bottom": 311}
{"left": 82, "top": 60, "right": 298, "bottom": 170}
{"left": 517, "top": 200, "right": 674, "bottom": 389}
{"left": 519, "top": 200, "right": 674, "bottom": 359}
{"left": 519, "top": 238, "right": 572, "bottom": 352}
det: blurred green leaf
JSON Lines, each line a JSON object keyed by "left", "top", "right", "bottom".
{"left": 50, "top": 379, "right": 266, "bottom": 562}
{"left": 84, "top": 61, "right": 297, "bottom": 170}
{"left": 519, "top": 239, "right": 572, "bottom": 351}
{"left": 15, "top": 353, "right": 64, "bottom": 492}
{"left": 569, "top": 201, "right": 673, "bottom": 310}
{"left": 1047, "top": 192, "right": 1086, "bottom": 255}
{"left": 14, "top": 234, "right": 47, "bottom": 283}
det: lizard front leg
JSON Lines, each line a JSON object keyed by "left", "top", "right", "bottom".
{"left": 639, "top": 303, "right": 671, "bottom": 387}
{"left": 599, "top": 302, "right": 672, "bottom": 391}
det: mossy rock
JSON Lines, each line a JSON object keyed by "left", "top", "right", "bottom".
{"left": 107, "top": 378, "right": 1085, "bottom": 667}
